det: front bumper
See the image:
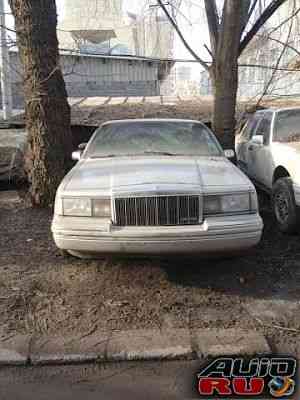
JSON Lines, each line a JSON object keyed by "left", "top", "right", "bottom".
{"left": 293, "top": 184, "right": 300, "bottom": 206}
{"left": 52, "top": 214, "right": 263, "bottom": 255}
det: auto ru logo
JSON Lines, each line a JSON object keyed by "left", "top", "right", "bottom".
{"left": 197, "top": 357, "right": 297, "bottom": 398}
{"left": 268, "top": 377, "right": 295, "bottom": 398}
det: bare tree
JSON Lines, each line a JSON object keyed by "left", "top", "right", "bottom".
{"left": 8, "top": 0, "right": 73, "bottom": 206}
{"left": 158, "top": 0, "right": 288, "bottom": 147}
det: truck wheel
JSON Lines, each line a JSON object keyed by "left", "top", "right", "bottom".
{"left": 272, "top": 177, "right": 300, "bottom": 234}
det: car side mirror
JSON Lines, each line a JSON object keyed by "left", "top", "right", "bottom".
{"left": 224, "top": 149, "right": 235, "bottom": 159}
{"left": 252, "top": 135, "right": 264, "bottom": 146}
{"left": 72, "top": 150, "right": 82, "bottom": 161}
{"left": 72, "top": 143, "right": 87, "bottom": 161}
{"left": 78, "top": 143, "right": 87, "bottom": 151}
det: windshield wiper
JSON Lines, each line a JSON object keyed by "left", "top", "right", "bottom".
{"left": 90, "top": 151, "right": 179, "bottom": 159}
{"left": 143, "top": 151, "right": 177, "bottom": 156}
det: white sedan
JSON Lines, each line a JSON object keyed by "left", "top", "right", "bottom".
{"left": 52, "top": 119, "right": 263, "bottom": 258}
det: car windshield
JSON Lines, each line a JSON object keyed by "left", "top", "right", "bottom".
{"left": 85, "top": 121, "right": 223, "bottom": 158}
{"left": 274, "top": 110, "right": 300, "bottom": 142}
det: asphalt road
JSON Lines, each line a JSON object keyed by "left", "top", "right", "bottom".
{"left": 0, "top": 361, "right": 201, "bottom": 400}
{"left": 1, "top": 360, "right": 296, "bottom": 400}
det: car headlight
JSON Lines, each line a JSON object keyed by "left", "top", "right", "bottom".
{"left": 92, "top": 199, "right": 111, "bottom": 218}
{"left": 221, "top": 193, "right": 250, "bottom": 213}
{"left": 63, "top": 198, "right": 92, "bottom": 217}
{"left": 204, "top": 193, "right": 256, "bottom": 215}
{"left": 250, "top": 191, "right": 258, "bottom": 212}
{"left": 54, "top": 196, "right": 63, "bottom": 216}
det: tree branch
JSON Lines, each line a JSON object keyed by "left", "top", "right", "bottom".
{"left": 241, "top": 0, "right": 256, "bottom": 36}
{"left": 247, "top": 0, "right": 259, "bottom": 22}
{"left": 204, "top": 44, "right": 213, "bottom": 58}
{"left": 269, "top": 4, "right": 300, "bottom": 34}
{"left": 239, "top": 63, "right": 300, "bottom": 71}
{"left": 255, "top": 0, "right": 295, "bottom": 106}
{"left": 157, "top": 0, "right": 209, "bottom": 70}
{"left": 204, "top": 0, "right": 219, "bottom": 55}
{"left": 258, "top": 33, "right": 300, "bottom": 57}
{"left": 239, "top": 0, "right": 288, "bottom": 55}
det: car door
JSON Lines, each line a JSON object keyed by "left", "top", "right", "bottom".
{"left": 247, "top": 111, "right": 274, "bottom": 187}
{"left": 235, "top": 113, "right": 262, "bottom": 177}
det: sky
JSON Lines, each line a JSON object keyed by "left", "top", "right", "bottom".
{"left": 4, "top": 0, "right": 210, "bottom": 80}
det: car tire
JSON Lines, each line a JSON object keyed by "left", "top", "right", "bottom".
{"left": 59, "top": 249, "right": 70, "bottom": 258}
{"left": 272, "top": 177, "right": 300, "bottom": 234}
{"left": 67, "top": 250, "right": 101, "bottom": 260}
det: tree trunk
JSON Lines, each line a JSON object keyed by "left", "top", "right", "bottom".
{"left": 211, "top": 0, "right": 244, "bottom": 150}
{"left": 9, "top": 0, "right": 73, "bottom": 206}
{"left": 210, "top": 60, "right": 239, "bottom": 150}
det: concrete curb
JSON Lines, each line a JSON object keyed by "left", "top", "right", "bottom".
{"left": 0, "top": 329, "right": 271, "bottom": 367}
{"left": 0, "top": 335, "right": 30, "bottom": 366}
{"left": 192, "top": 329, "right": 271, "bottom": 358}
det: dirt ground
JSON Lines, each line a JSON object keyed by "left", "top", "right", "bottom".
{"left": 10, "top": 98, "right": 214, "bottom": 127}
{"left": 0, "top": 189, "right": 300, "bottom": 355}
{"left": 11, "top": 96, "right": 300, "bottom": 128}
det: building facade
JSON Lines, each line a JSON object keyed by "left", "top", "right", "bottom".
{"left": 7, "top": 51, "right": 175, "bottom": 108}
{"left": 200, "top": 0, "right": 300, "bottom": 99}
{"left": 54, "top": 0, "right": 177, "bottom": 97}
{"left": 240, "top": 0, "right": 300, "bottom": 99}
{"left": 58, "top": 0, "right": 175, "bottom": 60}
{"left": 58, "top": 0, "right": 135, "bottom": 55}
{"left": 174, "top": 65, "right": 200, "bottom": 96}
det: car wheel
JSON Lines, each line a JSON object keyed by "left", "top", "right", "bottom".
{"left": 272, "top": 177, "right": 300, "bottom": 234}
{"left": 59, "top": 249, "right": 70, "bottom": 258}
{"left": 67, "top": 250, "right": 100, "bottom": 260}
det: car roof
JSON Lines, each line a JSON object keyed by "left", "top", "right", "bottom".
{"left": 101, "top": 118, "right": 203, "bottom": 126}
{"left": 255, "top": 107, "right": 300, "bottom": 114}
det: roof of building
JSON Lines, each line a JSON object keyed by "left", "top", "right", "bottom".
{"left": 9, "top": 47, "right": 175, "bottom": 64}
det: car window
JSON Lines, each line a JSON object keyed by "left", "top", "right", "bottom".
{"left": 85, "top": 121, "right": 224, "bottom": 158}
{"left": 273, "top": 109, "right": 300, "bottom": 142}
{"left": 240, "top": 114, "right": 261, "bottom": 141}
{"left": 256, "top": 113, "right": 273, "bottom": 145}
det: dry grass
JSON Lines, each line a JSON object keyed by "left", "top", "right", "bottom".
{"left": 1, "top": 198, "right": 300, "bottom": 351}
{"left": 70, "top": 99, "right": 214, "bottom": 127}
{"left": 0, "top": 255, "right": 178, "bottom": 337}
{"left": 11, "top": 98, "right": 214, "bottom": 127}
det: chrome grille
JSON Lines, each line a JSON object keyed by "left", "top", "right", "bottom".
{"left": 114, "top": 195, "right": 201, "bottom": 226}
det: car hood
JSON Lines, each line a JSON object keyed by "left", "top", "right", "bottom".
{"left": 63, "top": 157, "right": 252, "bottom": 194}
{"left": 280, "top": 142, "right": 300, "bottom": 153}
